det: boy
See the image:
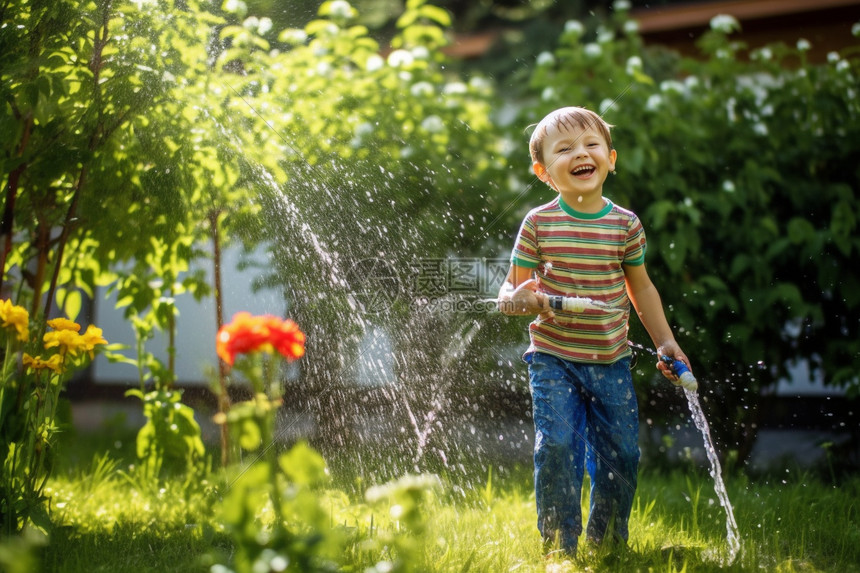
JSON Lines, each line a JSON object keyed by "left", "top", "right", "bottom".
{"left": 497, "top": 106, "right": 691, "bottom": 556}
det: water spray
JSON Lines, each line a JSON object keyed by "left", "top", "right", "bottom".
{"left": 630, "top": 343, "right": 740, "bottom": 563}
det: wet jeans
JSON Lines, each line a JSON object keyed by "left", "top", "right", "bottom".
{"left": 527, "top": 352, "right": 640, "bottom": 554}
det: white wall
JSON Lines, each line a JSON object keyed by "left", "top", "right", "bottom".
{"left": 91, "top": 245, "right": 286, "bottom": 386}
{"left": 776, "top": 359, "right": 844, "bottom": 397}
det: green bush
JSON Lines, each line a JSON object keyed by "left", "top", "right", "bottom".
{"left": 516, "top": 6, "right": 860, "bottom": 458}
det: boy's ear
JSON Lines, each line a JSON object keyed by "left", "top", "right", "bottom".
{"left": 533, "top": 161, "right": 550, "bottom": 182}
{"left": 609, "top": 148, "right": 617, "bottom": 172}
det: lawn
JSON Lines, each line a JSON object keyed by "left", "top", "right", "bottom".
{"left": 7, "top": 428, "right": 858, "bottom": 573}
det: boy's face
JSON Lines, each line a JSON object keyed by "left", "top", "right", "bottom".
{"left": 533, "top": 122, "right": 616, "bottom": 206}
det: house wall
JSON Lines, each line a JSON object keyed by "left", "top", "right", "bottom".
{"left": 633, "top": 0, "right": 860, "bottom": 61}
{"left": 90, "top": 245, "right": 287, "bottom": 387}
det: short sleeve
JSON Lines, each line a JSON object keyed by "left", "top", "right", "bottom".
{"left": 511, "top": 212, "right": 541, "bottom": 269}
{"left": 623, "top": 216, "right": 647, "bottom": 266}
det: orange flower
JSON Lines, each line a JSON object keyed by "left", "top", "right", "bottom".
{"left": 216, "top": 312, "right": 305, "bottom": 366}
{"left": 264, "top": 316, "right": 306, "bottom": 361}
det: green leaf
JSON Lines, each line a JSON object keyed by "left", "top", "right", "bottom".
{"left": 631, "top": 69, "right": 654, "bottom": 85}
{"left": 767, "top": 282, "right": 804, "bottom": 311}
{"left": 760, "top": 217, "right": 780, "bottom": 238}
{"left": 418, "top": 5, "right": 452, "bottom": 26}
{"left": 647, "top": 200, "right": 675, "bottom": 230}
{"left": 624, "top": 146, "right": 645, "bottom": 175}
{"left": 395, "top": 10, "right": 418, "bottom": 29}
{"left": 306, "top": 19, "right": 335, "bottom": 36}
{"left": 831, "top": 199, "right": 856, "bottom": 238}
{"left": 125, "top": 389, "right": 145, "bottom": 400}
{"left": 787, "top": 217, "right": 815, "bottom": 244}
{"left": 239, "top": 419, "right": 261, "bottom": 451}
{"left": 60, "top": 289, "right": 82, "bottom": 321}
{"left": 698, "top": 274, "right": 728, "bottom": 292}
{"left": 279, "top": 442, "right": 329, "bottom": 486}
{"left": 135, "top": 422, "right": 156, "bottom": 459}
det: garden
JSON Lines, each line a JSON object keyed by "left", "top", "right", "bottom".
{"left": 2, "top": 0, "right": 860, "bottom": 571}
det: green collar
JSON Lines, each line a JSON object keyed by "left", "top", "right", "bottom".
{"left": 558, "top": 196, "right": 613, "bottom": 219}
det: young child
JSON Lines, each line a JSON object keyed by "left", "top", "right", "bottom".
{"left": 497, "top": 106, "right": 691, "bottom": 556}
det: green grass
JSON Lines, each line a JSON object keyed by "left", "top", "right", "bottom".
{"left": 399, "top": 468, "right": 859, "bottom": 573}
{"left": 5, "top": 435, "right": 860, "bottom": 573}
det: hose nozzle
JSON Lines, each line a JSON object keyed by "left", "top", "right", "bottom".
{"left": 547, "top": 295, "right": 592, "bottom": 313}
{"left": 547, "top": 295, "right": 623, "bottom": 314}
{"left": 660, "top": 355, "right": 698, "bottom": 392}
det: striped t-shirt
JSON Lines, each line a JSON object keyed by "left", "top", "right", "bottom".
{"left": 511, "top": 196, "right": 647, "bottom": 364}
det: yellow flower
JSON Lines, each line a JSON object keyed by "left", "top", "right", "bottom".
{"left": 23, "top": 353, "right": 65, "bottom": 374}
{"left": 43, "top": 329, "right": 85, "bottom": 356}
{"left": 81, "top": 324, "right": 108, "bottom": 358}
{"left": 43, "top": 322, "right": 107, "bottom": 360}
{"left": 22, "top": 353, "right": 36, "bottom": 369}
{"left": 47, "top": 317, "right": 81, "bottom": 332}
{"left": 0, "top": 299, "right": 30, "bottom": 342}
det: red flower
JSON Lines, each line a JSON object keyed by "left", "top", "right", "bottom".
{"left": 216, "top": 312, "right": 306, "bottom": 366}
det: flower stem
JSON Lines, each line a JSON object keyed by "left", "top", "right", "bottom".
{"left": 0, "top": 336, "right": 13, "bottom": 427}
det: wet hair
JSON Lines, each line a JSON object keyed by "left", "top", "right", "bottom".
{"left": 528, "top": 106, "right": 613, "bottom": 165}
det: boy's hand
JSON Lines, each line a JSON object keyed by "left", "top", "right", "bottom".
{"left": 656, "top": 340, "right": 692, "bottom": 383}
{"left": 500, "top": 279, "right": 554, "bottom": 319}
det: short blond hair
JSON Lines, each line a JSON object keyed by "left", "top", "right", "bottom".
{"left": 529, "top": 106, "right": 614, "bottom": 165}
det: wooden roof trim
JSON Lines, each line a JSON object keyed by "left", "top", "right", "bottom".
{"left": 632, "top": 0, "right": 860, "bottom": 33}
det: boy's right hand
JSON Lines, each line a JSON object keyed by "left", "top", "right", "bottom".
{"left": 501, "top": 279, "right": 554, "bottom": 319}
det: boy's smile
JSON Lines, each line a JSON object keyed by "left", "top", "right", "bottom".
{"left": 534, "top": 124, "right": 616, "bottom": 212}
{"left": 571, "top": 163, "right": 597, "bottom": 178}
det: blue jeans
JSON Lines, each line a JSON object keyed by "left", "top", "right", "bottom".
{"left": 527, "top": 352, "right": 640, "bottom": 553}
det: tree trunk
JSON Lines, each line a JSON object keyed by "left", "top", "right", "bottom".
{"left": 209, "top": 210, "right": 232, "bottom": 467}
{"left": 0, "top": 116, "right": 33, "bottom": 293}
